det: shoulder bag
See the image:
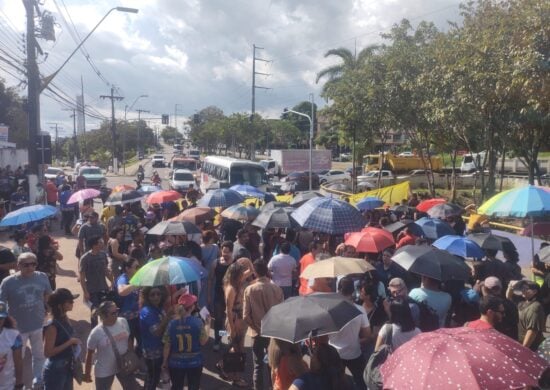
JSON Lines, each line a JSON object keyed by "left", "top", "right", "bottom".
{"left": 364, "top": 323, "right": 394, "bottom": 390}
{"left": 102, "top": 323, "right": 140, "bottom": 376}
{"left": 54, "top": 320, "right": 83, "bottom": 385}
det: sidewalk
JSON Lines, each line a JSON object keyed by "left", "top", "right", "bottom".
{"left": 106, "top": 157, "right": 151, "bottom": 177}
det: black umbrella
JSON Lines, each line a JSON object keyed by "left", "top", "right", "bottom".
{"left": 252, "top": 207, "right": 295, "bottom": 229}
{"left": 290, "top": 191, "right": 324, "bottom": 207}
{"left": 260, "top": 201, "right": 290, "bottom": 211}
{"left": 261, "top": 293, "right": 362, "bottom": 343}
{"left": 383, "top": 219, "right": 423, "bottom": 236}
{"left": 467, "top": 233, "right": 516, "bottom": 252}
{"left": 391, "top": 245, "right": 471, "bottom": 281}
{"left": 146, "top": 221, "right": 201, "bottom": 236}
{"left": 104, "top": 190, "right": 144, "bottom": 206}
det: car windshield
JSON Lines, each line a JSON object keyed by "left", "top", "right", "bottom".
{"left": 173, "top": 160, "right": 198, "bottom": 170}
{"left": 154, "top": 155, "right": 163, "bottom": 159}
{"left": 230, "top": 166, "right": 268, "bottom": 186}
{"left": 81, "top": 168, "right": 101, "bottom": 175}
{"left": 46, "top": 168, "right": 61, "bottom": 174}
{"left": 174, "top": 172, "right": 194, "bottom": 181}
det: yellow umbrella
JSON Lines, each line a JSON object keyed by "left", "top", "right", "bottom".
{"left": 300, "top": 256, "right": 374, "bottom": 279}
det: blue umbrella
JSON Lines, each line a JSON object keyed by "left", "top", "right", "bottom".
{"left": 197, "top": 189, "right": 245, "bottom": 208}
{"left": 291, "top": 197, "right": 365, "bottom": 235}
{"left": 138, "top": 185, "right": 162, "bottom": 194}
{"left": 356, "top": 196, "right": 385, "bottom": 211}
{"left": 433, "top": 235, "right": 485, "bottom": 258}
{"left": 0, "top": 204, "right": 58, "bottom": 227}
{"left": 415, "top": 217, "right": 455, "bottom": 240}
{"left": 230, "top": 184, "right": 266, "bottom": 199}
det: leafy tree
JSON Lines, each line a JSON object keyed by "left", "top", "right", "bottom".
{"left": 161, "top": 127, "right": 182, "bottom": 144}
{"left": 0, "top": 79, "right": 28, "bottom": 147}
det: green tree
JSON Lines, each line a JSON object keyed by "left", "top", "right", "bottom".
{"left": 160, "top": 126, "right": 182, "bottom": 144}
{"left": 0, "top": 79, "right": 28, "bottom": 147}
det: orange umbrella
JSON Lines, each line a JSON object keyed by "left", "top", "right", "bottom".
{"left": 170, "top": 207, "right": 214, "bottom": 225}
{"left": 416, "top": 198, "right": 447, "bottom": 212}
{"left": 346, "top": 227, "right": 395, "bottom": 253}
{"left": 146, "top": 190, "right": 182, "bottom": 204}
{"left": 112, "top": 184, "right": 135, "bottom": 192}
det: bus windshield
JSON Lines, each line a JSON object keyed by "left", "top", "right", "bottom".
{"left": 173, "top": 159, "right": 198, "bottom": 171}
{"left": 230, "top": 165, "right": 268, "bottom": 187}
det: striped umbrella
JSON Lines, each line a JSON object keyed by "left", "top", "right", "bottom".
{"left": 129, "top": 256, "right": 205, "bottom": 286}
{"left": 198, "top": 189, "right": 244, "bottom": 208}
{"left": 478, "top": 185, "right": 550, "bottom": 218}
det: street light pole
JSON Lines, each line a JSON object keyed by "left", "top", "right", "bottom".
{"left": 123, "top": 94, "right": 147, "bottom": 174}
{"left": 283, "top": 107, "right": 313, "bottom": 191}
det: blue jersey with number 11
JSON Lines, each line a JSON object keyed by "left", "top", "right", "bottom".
{"left": 165, "top": 316, "right": 204, "bottom": 368}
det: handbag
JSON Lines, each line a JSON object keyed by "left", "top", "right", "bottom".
{"left": 364, "top": 323, "right": 394, "bottom": 390}
{"left": 54, "top": 320, "right": 83, "bottom": 384}
{"left": 102, "top": 323, "right": 140, "bottom": 376}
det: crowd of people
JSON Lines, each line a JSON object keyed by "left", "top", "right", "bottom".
{"left": 0, "top": 167, "right": 548, "bottom": 390}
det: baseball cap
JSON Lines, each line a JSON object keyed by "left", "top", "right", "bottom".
{"left": 48, "top": 288, "right": 80, "bottom": 307}
{"left": 177, "top": 293, "right": 197, "bottom": 309}
{"left": 482, "top": 276, "right": 502, "bottom": 290}
{"left": 0, "top": 301, "right": 8, "bottom": 318}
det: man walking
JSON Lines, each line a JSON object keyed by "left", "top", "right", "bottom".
{"left": 267, "top": 241, "right": 297, "bottom": 299}
{"left": 0, "top": 253, "right": 52, "bottom": 389}
{"left": 78, "top": 211, "right": 107, "bottom": 255}
{"left": 243, "top": 261, "right": 284, "bottom": 390}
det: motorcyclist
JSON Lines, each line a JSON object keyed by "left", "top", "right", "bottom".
{"left": 136, "top": 165, "right": 145, "bottom": 182}
{"left": 151, "top": 171, "right": 161, "bottom": 185}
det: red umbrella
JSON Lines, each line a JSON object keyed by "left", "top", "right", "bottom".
{"left": 381, "top": 328, "right": 549, "bottom": 389}
{"left": 146, "top": 190, "right": 182, "bottom": 204}
{"left": 345, "top": 227, "right": 395, "bottom": 253}
{"left": 416, "top": 198, "right": 447, "bottom": 212}
{"left": 170, "top": 207, "right": 214, "bottom": 225}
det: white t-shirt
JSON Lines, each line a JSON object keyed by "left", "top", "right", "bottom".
{"left": 329, "top": 303, "right": 369, "bottom": 360}
{"left": 0, "top": 328, "right": 21, "bottom": 390}
{"left": 268, "top": 253, "right": 296, "bottom": 287}
{"left": 378, "top": 323, "right": 420, "bottom": 350}
{"left": 87, "top": 318, "right": 130, "bottom": 378}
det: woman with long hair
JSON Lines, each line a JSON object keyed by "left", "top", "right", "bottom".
{"left": 116, "top": 258, "right": 141, "bottom": 353}
{"left": 36, "top": 235, "right": 63, "bottom": 289}
{"left": 107, "top": 227, "right": 127, "bottom": 280}
{"left": 374, "top": 298, "right": 420, "bottom": 351}
{"left": 289, "top": 343, "right": 350, "bottom": 390}
{"left": 43, "top": 288, "right": 81, "bottom": 390}
{"left": 83, "top": 301, "right": 138, "bottom": 389}
{"left": 140, "top": 287, "right": 171, "bottom": 390}
{"left": 0, "top": 301, "right": 23, "bottom": 390}
{"left": 267, "top": 338, "right": 307, "bottom": 390}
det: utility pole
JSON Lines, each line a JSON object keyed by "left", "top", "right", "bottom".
{"left": 80, "top": 75, "right": 87, "bottom": 158}
{"left": 100, "top": 86, "right": 123, "bottom": 170}
{"left": 251, "top": 44, "right": 270, "bottom": 160}
{"left": 62, "top": 108, "right": 79, "bottom": 163}
{"left": 136, "top": 109, "right": 149, "bottom": 158}
{"left": 47, "top": 123, "right": 62, "bottom": 163}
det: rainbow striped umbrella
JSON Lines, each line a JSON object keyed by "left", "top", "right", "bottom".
{"left": 478, "top": 186, "right": 550, "bottom": 218}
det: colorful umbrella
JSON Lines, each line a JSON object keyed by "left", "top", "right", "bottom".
{"left": 221, "top": 204, "right": 260, "bottom": 221}
{"left": 67, "top": 188, "right": 100, "bottom": 205}
{"left": 416, "top": 198, "right": 447, "bottom": 213}
{"left": 0, "top": 204, "right": 58, "bottom": 227}
{"left": 345, "top": 229, "right": 395, "bottom": 253}
{"left": 426, "top": 203, "right": 463, "bottom": 219}
{"left": 146, "top": 221, "right": 201, "bottom": 236}
{"left": 197, "top": 189, "right": 245, "bottom": 208}
{"left": 252, "top": 207, "right": 295, "bottom": 229}
{"left": 432, "top": 235, "right": 484, "bottom": 258}
{"left": 356, "top": 196, "right": 385, "bottom": 211}
{"left": 170, "top": 207, "right": 214, "bottom": 225}
{"left": 261, "top": 293, "right": 362, "bottom": 343}
{"left": 146, "top": 190, "right": 182, "bottom": 204}
{"left": 300, "top": 256, "right": 374, "bottom": 279}
{"left": 112, "top": 184, "right": 135, "bottom": 193}
{"left": 291, "top": 197, "right": 365, "bottom": 235}
{"left": 415, "top": 217, "right": 455, "bottom": 240}
{"left": 392, "top": 245, "right": 471, "bottom": 281}
{"left": 478, "top": 185, "right": 550, "bottom": 218}
{"left": 129, "top": 256, "right": 205, "bottom": 286}
{"left": 381, "top": 328, "right": 549, "bottom": 390}
{"left": 104, "top": 190, "right": 144, "bottom": 206}
{"left": 229, "top": 184, "right": 266, "bottom": 199}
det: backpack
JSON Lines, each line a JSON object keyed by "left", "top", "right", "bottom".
{"left": 364, "top": 324, "right": 394, "bottom": 390}
{"left": 416, "top": 301, "right": 440, "bottom": 332}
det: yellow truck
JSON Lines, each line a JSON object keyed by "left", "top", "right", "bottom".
{"left": 363, "top": 152, "right": 443, "bottom": 173}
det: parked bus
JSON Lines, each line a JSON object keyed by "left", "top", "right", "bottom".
{"left": 200, "top": 156, "right": 268, "bottom": 193}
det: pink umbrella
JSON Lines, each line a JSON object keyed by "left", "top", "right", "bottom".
{"left": 67, "top": 188, "right": 100, "bottom": 204}
{"left": 146, "top": 190, "right": 182, "bottom": 204}
{"left": 381, "top": 327, "right": 549, "bottom": 389}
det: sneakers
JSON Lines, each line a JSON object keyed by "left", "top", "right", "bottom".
{"left": 212, "top": 342, "right": 220, "bottom": 352}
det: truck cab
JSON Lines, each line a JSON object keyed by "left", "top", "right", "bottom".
{"left": 260, "top": 159, "right": 278, "bottom": 177}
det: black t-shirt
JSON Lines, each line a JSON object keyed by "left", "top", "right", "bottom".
{"left": 0, "top": 247, "right": 16, "bottom": 282}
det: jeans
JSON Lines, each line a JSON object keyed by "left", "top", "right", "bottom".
{"left": 43, "top": 358, "right": 73, "bottom": 390}
{"left": 281, "top": 286, "right": 293, "bottom": 300}
{"left": 144, "top": 357, "right": 163, "bottom": 390}
{"left": 95, "top": 373, "right": 139, "bottom": 390}
{"left": 168, "top": 366, "right": 202, "bottom": 390}
{"left": 342, "top": 354, "right": 367, "bottom": 390}
{"left": 252, "top": 336, "right": 271, "bottom": 390}
{"left": 61, "top": 209, "right": 74, "bottom": 234}
{"left": 21, "top": 328, "right": 46, "bottom": 386}
{"left": 213, "top": 299, "right": 226, "bottom": 344}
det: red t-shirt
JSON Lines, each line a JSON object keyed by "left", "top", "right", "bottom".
{"left": 299, "top": 253, "right": 315, "bottom": 296}
{"left": 465, "top": 319, "right": 493, "bottom": 330}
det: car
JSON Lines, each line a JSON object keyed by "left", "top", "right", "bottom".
{"left": 188, "top": 150, "right": 200, "bottom": 160}
{"left": 170, "top": 169, "right": 196, "bottom": 192}
{"left": 339, "top": 153, "right": 351, "bottom": 162}
{"left": 79, "top": 166, "right": 106, "bottom": 189}
{"left": 398, "top": 151, "right": 414, "bottom": 157}
{"left": 345, "top": 166, "right": 363, "bottom": 177}
{"left": 318, "top": 169, "right": 351, "bottom": 184}
{"left": 44, "top": 167, "right": 65, "bottom": 180}
{"left": 280, "top": 171, "right": 320, "bottom": 190}
{"left": 152, "top": 154, "right": 165, "bottom": 168}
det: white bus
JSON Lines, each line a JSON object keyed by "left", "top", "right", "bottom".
{"left": 200, "top": 156, "right": 268, "bottom": 193}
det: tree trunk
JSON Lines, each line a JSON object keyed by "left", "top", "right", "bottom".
{"left": 450, "top": 150, "right": 457, "bottom": 203}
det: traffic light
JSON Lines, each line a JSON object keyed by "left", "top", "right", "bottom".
{"left": 161, "top": 114, "right": 169, "bottom": 125}
{"left": 36, "top": 133, "right": 52, "bottom": 164}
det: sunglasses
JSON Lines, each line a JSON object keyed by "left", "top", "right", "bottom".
{"left": 21, "top": 262, "right": 37, "bottom": 268}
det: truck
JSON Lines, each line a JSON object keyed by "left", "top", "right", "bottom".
{"left": 363, "top": 152, "right": 443, "bottom": 173}
{"left": 460, "top": 152, "right": 549, "bottom": 174}
{"left": 260, "top": 149, "right": 332, "bottom": 177}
